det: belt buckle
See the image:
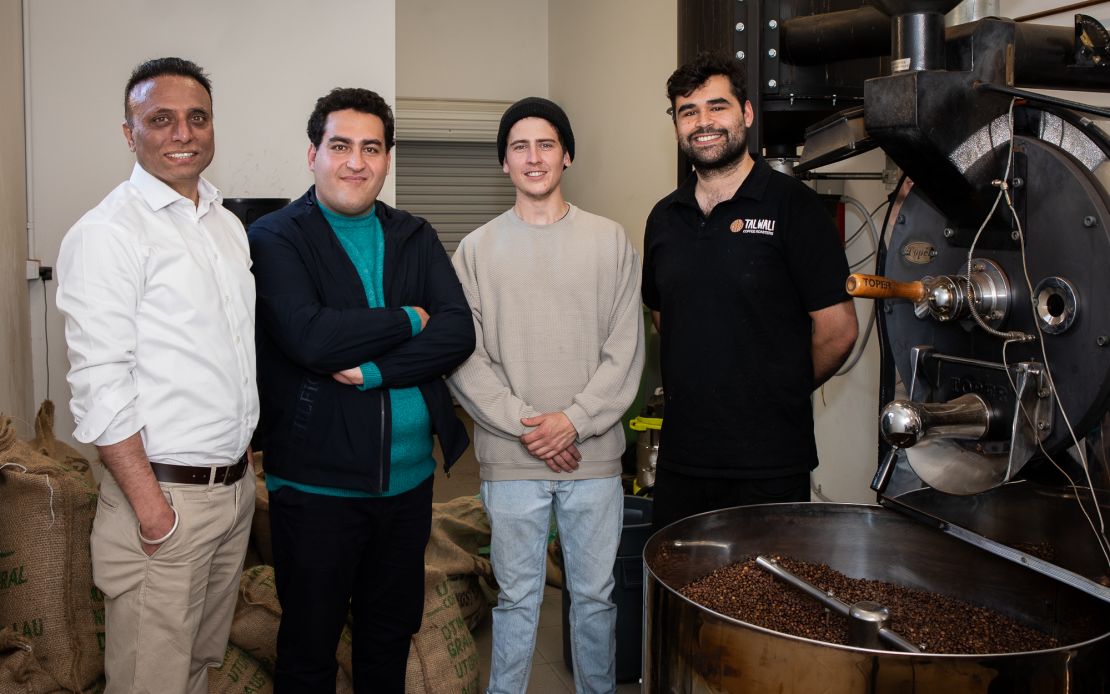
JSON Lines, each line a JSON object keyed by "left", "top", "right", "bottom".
{"left": 208, "top": 465, "right": 219, "bottom": 486}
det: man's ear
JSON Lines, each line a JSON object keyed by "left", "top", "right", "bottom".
{"left": 743, "top": 100, "right": 755, "bottom": 128}
{"left": 307, "top": 143, "right": 317, "bottom": 171}
{"left": 562, "top": 151, "right": 571, "bottom": 170}
{"left": 122, "top": 122, "right": 135, "bottom": 152}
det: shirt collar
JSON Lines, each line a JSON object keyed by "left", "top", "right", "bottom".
{"left": 671, "top": 154, "right": 773, "bottom": 212}
{"left": 129, "top": 162, "right": 223, "bottom": 214}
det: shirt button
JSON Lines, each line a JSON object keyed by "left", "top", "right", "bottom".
{"left": 234, "top": 335, "right": 241, "bottom": 344}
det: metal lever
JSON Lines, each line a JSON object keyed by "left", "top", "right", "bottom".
{"left": 880, "top": 393, "right": 990, "bottom": 449}
{"left": 846, "top": 273, "right": 926, "bottom": 301}
{"left": 846, "top": 259, "right": 1012, "bottom": 329}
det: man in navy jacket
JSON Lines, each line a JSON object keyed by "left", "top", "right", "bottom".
{"left": 247, "top": 88, "right": 474, "bottom": 693}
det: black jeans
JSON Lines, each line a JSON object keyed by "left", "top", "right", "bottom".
{"left": 269, "top": 475, "right": 434, "bottom": 694}
{"left": 650, "top": 467, "right": 810, "bottom": 532}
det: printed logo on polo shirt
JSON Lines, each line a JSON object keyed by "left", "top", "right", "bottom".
{"left": 730, "top": 217, "right": 776, "bottom": 235}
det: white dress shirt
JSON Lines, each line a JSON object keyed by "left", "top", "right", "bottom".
{"left": 57, "top": 163, "right": 259, "bottom": 466}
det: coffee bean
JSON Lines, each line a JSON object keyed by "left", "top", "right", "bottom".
{"left": 678, "top": 556, "right": 1056, "bottom": 654}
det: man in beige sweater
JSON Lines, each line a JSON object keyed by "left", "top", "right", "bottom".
{"left": 448, "top": 98, "right": 645, "bottom": 694}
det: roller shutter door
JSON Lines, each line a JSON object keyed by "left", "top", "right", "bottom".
{"left": 395, "top": 141, "right": 516, "bottom": 254}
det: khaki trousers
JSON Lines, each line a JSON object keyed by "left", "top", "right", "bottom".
{"left": 91, "top": 469, "right": 254, "bottom": 694}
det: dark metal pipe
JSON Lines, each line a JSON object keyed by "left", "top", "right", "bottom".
{"left": 784, "top": 11, "right": 1110, "bottom": 91}
{"left": 799, "top": 172, "right": 886, "bottom": 180}
{"left": 1013, "top": 22, "right": 1110, "bottom": 90}
{"left": 893, "top": 11, "right": 948, "bottom": 70}
{"left": 780, "top": 6, "right": 891, "bottom": 65}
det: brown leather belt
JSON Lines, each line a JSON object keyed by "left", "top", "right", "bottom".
{"left": 150, "top": 454, "right": 250, "bottom": 486}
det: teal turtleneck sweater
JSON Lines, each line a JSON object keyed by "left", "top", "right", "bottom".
{"left": 266, "top": 203, "right": 435, "bottom": 497}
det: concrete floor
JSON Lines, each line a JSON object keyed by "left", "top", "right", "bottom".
{"left": 432, "top": 409, "right": 642, "bottom": 693}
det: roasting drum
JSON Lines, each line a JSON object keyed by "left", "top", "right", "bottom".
{"left": 643, "top": 503, "right": 1110, "bottom": 693}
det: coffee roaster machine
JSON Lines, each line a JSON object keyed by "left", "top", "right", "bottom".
{"left": 645, "top": 1, "right": 1110, "bottom": 690}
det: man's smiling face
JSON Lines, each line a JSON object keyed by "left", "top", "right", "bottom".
{"left": 124, "top": 75, "right": 215, "bottom": 200}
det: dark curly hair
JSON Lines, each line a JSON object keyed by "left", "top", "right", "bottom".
{"left": 666, "top": 51, "right": 748, "bottom": 120}
{"left": 124, "top": 57, "right": 211, "bottom": 123}
{"left": 306, "top": 88, "right": 395, "bottom": 151}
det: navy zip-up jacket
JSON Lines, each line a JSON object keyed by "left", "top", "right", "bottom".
{"left": 247, "top": 188, "right": 475, "bottom": 493}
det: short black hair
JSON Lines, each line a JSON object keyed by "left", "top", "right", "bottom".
{"left": 306, "top": 88, "right": 395, "bottom": 151}
{"left": 666, "top": 51, "right": 748, "bottom": 119}
{"left": 124, "top": 57, "right": 211, "bottom": 122}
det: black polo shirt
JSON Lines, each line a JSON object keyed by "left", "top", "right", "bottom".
{"left": 642, "top": 156, "right": 850, "bottom": 479}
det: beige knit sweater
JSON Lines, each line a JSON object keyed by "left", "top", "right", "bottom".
{"left": 447, "top": 205, "right": 645, "bottom": 481}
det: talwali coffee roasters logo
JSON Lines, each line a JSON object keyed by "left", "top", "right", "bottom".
{"left": 730, "top": 217, "right": 776, "bottom": 235}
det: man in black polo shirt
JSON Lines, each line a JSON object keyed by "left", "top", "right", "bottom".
{"left": 643, "top": 51, "right": 858, "bottom": 531}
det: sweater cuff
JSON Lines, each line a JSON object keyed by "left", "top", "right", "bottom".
{"left": 563, "top": 403, "right": 593, "bottom": 441}
{"left": 357, "top": 362, "right": 383, "bottom": 391}
{"left": 402, "top": 306, "right": 423, "bottom": 336}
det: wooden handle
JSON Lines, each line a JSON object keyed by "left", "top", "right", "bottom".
{"left": 846, "top": 274, "right": 926, "bottom": 301}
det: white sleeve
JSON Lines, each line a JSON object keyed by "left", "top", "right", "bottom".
{"left": 55, "top": 221, "right": 145, "bottom": 445}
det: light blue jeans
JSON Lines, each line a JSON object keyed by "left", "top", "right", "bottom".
{"left": 481, "top": 477, "right": 623, "bottom": 694}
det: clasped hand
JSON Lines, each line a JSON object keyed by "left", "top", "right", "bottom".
{"left": 520, "top": 412, "right": 580, "bottom": 473}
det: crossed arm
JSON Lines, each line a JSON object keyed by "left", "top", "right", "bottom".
{"left": 249, "top": 224, "right": 474, "bottom": 385}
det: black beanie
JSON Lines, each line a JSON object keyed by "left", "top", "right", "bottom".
{"left": 496, "top": 97, "right": 575, "bottom": 165}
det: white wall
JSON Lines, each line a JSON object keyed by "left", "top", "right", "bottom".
{"left": 0, "top": 0, "right": 33, "bottom": 434}
{"left": 27, "top": 0, "right": 396, "bottom": 449}
{"left": 549, "top": 0, "right": 677, "bottom": 255}
{"left": 811, "top": 152, "right": 890, "bottom": 504}
{"left": 397, "top": 0, "right": 676, "bottom": 251}
{"left": 398, "top": 0, "right": 548, "bottom": 100}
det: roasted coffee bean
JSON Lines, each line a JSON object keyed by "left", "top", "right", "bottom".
{"left": 679, "top": 556, "right": 1056, "bottom": 654}
{"left": 1011, "top": 542, "right": 1056, "bottom": 562}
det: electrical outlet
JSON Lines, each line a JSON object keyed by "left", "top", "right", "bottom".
{"left": 25, "top": 259, "right": 40, "bottom": 281}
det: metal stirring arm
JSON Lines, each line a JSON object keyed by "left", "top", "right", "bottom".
{"left": 755, "top": 556, "right": 922, "bottom": 653}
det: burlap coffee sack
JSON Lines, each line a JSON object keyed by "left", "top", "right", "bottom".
{"left": 30, "top": 401, "right": 96, "bottom": 489}
{"left": 207, "top": 642, "right": 273, "bottom": 694}
{"left": 0, "top": 627, "right": 64, "bottom": 693}
{"left": 404, "top": 567, "right": 479, "bottom": 694}
{"left": 0, "top": 417, "right": 103, "bottom": 693}
{"left": 448, "top": 573, "right": 488, "bottom": 632}
{"left": 229, "top": 565, "right": 352, "bottom": 676}
{"left": 425, "top": 496, "right": 493, "bottom": 579}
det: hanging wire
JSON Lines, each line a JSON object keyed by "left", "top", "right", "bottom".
{"left": 835, "top": 196, "right": 887, "bottom": 377}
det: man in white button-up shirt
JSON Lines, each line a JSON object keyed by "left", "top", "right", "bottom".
{"left": 56, "top": 57, "right": 258, "bottom": 694}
